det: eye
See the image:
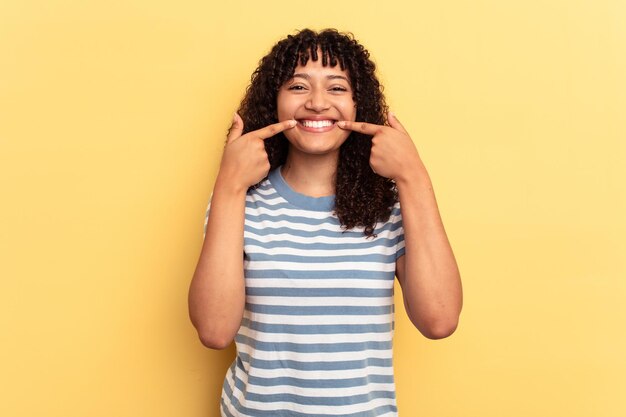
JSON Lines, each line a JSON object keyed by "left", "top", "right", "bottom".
{"left": 330, "top": 86, "right": 349, "bottom": 93}
{"left": 288, "top": 85, "right": 306, "bottom": 91}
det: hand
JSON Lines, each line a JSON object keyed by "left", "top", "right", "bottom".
{"left": 338, "top": 112, "right": 423, "bottom": 182}
{"left": 218, "top": 113, "right": 296, "bottom": 191}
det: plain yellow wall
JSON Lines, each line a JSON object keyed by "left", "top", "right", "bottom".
{"left": 1, "top": 0, "right": 625, "bottom": 416}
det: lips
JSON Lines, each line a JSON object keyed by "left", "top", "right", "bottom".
{"left": 299, "top": 119, "right": 334, "bottom": 128}
{"left": 297, "top": 118, "right": 337, "bottom": 132}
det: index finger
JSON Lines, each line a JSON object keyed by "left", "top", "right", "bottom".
{"left": 255, "top": 119, "right": 297, "bottom": 140}
{"left": 337, "top": 121, "right": 384, "bottom": 135}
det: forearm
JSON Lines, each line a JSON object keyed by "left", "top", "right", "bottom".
{"left": 188, "top": 175, "right": 247, "bottom": 349}
{"left": 396, "top": 163, "right": 463, "bottom": 338}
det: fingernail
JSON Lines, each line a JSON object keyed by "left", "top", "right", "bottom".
{"left": 289, "top": 119, "right": 297, "bottom": 127}
{"left": 337, "top": 121, "right": 346, "bottom": 128}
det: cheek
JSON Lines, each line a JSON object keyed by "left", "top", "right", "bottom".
{"left": 339, "top": 98, "right": 357, "bottom": 121}
{"left": 276, "top": 93, "right": 294, "bottom": 120}
{"left": 277, "top": 106, "right": 288, "bottom": 121}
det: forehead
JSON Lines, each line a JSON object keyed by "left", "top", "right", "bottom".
{"left": 291, "top": 57, "right": 351, "bottom": 81}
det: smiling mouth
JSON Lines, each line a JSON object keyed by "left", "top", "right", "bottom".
{"left": 297, "top": 119, "right": 337, "bottom": 129}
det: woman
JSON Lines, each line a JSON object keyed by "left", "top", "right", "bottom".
{"left": 189, "top": 28, "right": 463, "bottom": 417}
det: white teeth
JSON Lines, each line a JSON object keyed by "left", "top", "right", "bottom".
{"left": 301, "top": 120, "right": 334, "bottom": 128}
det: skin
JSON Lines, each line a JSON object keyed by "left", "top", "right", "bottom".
{"left": 187, "top": 116, "right": 297, "bottom": 349}
{"left": 276, "top": 58, "right": 357, "bottom": 196}
{"left": 337, "top": 117, "right": 463, "bottom": 339}
{"left": 188, "top": 57, "right": 463, "bottom": 349}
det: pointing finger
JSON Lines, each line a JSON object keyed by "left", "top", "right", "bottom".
{"left": 337, "top": 120, "right": 384, "bottom": 135}
{"left": 226, "top": 113, "right": 244, "bottom": 143}
{"left": 388, "top": 111, "right": 408, "bottom": 134}
{"left": 255, "top": 119, "right": 297, "bottom": 140}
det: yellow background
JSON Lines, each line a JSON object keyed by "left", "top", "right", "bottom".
{"left": 1, "top": 0, "right": 625, "bottom": 416}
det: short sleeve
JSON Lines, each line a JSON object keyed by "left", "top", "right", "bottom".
{"left": 392, "top": 201, "right": 406, "bottom": 260}
{"left": 202, "top": 199, "right": 211, "bottom": 239}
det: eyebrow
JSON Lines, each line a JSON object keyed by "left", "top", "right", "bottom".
{"left": 292, "top": 73, "right": 350, "bottom": 82}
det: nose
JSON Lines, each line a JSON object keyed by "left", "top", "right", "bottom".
{"left": 304, "top": 89, "right": 330, "bottom": 112}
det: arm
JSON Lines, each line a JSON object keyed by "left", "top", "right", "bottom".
{"left": 188, "top": 178, "right": 247, "bottom": 350}
{"left": 338, "top": 113, "right": 463, "bottom": 339}
{"left": 188, "top": 114, "right": 297, "bottom": 349}
{"left": 394, "top": 164, "right": 463, "bottom": 340}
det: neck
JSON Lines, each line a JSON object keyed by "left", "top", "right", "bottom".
{"left": 281, "top": 150, "right": 338, "bottom": 197}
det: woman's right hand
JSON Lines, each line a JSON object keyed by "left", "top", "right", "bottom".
{"left": 217, "top": 113, "right": 296, "bottom": 191}
{"left": 189, "top": 114, "right": 296, "bottom": 349}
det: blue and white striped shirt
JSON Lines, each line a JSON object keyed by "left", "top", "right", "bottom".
{"left": 205, "top": 168, "right": 405, "bottom": 417}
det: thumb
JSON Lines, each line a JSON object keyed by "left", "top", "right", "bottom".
{"left": 388, "top": 111, "right": 408, "bottom": 134}
{"left": 226, "top": 113, "right": 244, "bottom": 143}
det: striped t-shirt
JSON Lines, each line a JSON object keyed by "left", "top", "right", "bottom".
{"left": 204, "top": 167, "right": 405, "bottom": 417}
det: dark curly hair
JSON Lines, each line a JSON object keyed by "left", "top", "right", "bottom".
{"left": 237, "top": 28, "right": 397, "bottom": 237}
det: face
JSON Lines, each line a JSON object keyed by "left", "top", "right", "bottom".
{"left": 276, "top": 56, "right": 357, "bottom": 156}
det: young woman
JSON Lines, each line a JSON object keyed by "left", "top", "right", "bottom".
{"left": 189, "top": 28, "right": 463, "bottom": 417}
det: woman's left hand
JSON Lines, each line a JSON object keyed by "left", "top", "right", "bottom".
{"left": 337, "top": 112, "right": 424, "bottom": 182}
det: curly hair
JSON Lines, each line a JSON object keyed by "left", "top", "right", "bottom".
{"left": 237, "top": 28, "right": 397, "bottom": 237}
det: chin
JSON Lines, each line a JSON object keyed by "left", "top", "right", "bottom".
{"left": 286, "top": 132, "right": 350, "bottom": 156}
{"left": 292, "top": 144, "right": 341, "bottom": 156}
{"left": 293, "top": 140, "right": 346, "bottom": 156}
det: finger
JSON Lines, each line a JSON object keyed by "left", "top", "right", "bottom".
{"left": 255, "top": 119, "right": 297, "bottom": 140}
{"left": 388, "top": 111, "right": 409, "bottom": 134}
{"left": 337, "top": 120, "right": 384, "bottom": 135}
{"left": 226, "top": 113, "right": 244, "bottom": 143}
